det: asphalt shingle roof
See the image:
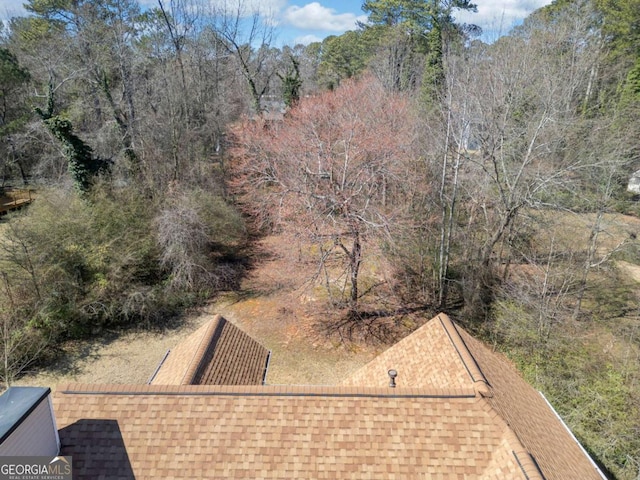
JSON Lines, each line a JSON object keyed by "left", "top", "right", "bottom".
{"left": 341, "top": 314, "right": 476, "bottom": 390}
{"left": 460, "top": 327, "right": 603, "bottom": 480}
{"left": 55, "top": 384, "right": 530, "bottom": 479}
{"left": 52, "top": 313, "right": 604, "bottom": 479}
{"left": 343, "top": 313, "right": 603, "bottom": 480}
{"left": 149, "top": 315, "right": 270, "bottom": 386}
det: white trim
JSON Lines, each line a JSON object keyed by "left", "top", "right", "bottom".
{"left": 539, "top": 391, "right": 609, "bottom": 480}
{"left": 47, "top": 394, "right": 61, "bottom": 455}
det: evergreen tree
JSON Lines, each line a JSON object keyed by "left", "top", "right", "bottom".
{"left": 0, "top": 48, "right": 30, "bottom": 132}
{"left": 596, "top": 0, "right": 640, "bottom": 105}
{"left": 362, "top": 0, "right": 478, "bottom": 98}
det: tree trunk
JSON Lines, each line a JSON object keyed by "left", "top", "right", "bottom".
{"left": 574, "top": 209, "right": 603, "bottom": 320}
{"left": 437, "top": 107, "right": 451, "bottom": 307}
{"left": 349, "top": 232, "right": 362, "bottom": 314}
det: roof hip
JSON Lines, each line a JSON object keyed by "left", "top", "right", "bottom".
{"left": 437, "top": 314, "right": 492, "bottom": 397}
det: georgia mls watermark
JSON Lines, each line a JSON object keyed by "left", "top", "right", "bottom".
{"left": 0, "top": 456, "right": 72, "bottom": 480}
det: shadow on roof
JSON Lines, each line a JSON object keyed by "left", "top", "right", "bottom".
{"left": 59, "top": 419, "right": 135, "bottom": 480}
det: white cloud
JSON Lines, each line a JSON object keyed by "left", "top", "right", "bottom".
{"left": 455, "top": 0, "right": 553, "bottom": 30}
{"left": 206, "top": 0, "right": 288, "bottom": 17}
{"left": 283, "top": 2, "right": 366, "bottom": 32}
{"left": 293, "top": 33, "right": 322, "bottom": 45}
{"left": 0, "top": 0, "right": 28, "bottom": 21}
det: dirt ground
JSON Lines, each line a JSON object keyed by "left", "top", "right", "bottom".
{"left": 617, "top": 260, "right": 640, "bottom": 283}
{"left": 17, "top": 212, "right": 640, "bottom": 391}
{"left": 15, "top": 235, "right": 386, "bottom": 390}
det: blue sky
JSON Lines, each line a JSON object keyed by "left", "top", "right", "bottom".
{"left": 0, "top": 0, "right": 554, "bottom": 45}
{"left": 271, "top": 0, "right": 557, "bottom": 45}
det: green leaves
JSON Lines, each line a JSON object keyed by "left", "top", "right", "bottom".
{"left": 363, "top": 0, "right": 434, "bottom": 31}
{"left": 278, "top": 56, "right": 303, "bottom": 108}
{"left": 0, "top": 48, "right": 30, "bottom": 132}
{"left": 592, "top": 0, "right": 640, "bottom": 110}
{"left": 317, "top": 31, "right": 374, "bottom": 89}
{"left": 362, "top": 0, "right": 477, "bottom": 33}
{"left": 36, "top": 85, "right": 110, "bottom": 193}
{"left": 0, "top": 48, "right": 30, "bottom": 88}
{"left": 25, "top": 0, "right": 73, "bottom": 17}
{"left": 596, "top": 0, "right": 640, "bottom": 55}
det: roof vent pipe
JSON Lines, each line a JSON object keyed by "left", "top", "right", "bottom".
{"left": 388, "top": 369, "right": 397, "bottom": 388}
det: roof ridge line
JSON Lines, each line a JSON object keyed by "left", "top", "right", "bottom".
{"left": 437, "top": 314, "right": 492, "bottom": 397}
{"left": 56, "top": 385, "right": 478, "bottom": 399}
{"left": 57, "top": 392, "right": 478, "bottom": 399}
{"left": 182, "top": 315, "right": 225, "bottom": 385}
{"left": 504, "top": 421, "right": 547, "bottom": 480}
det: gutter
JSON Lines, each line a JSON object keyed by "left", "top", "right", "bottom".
{"left": 539, "top": 391, "right": 609, "bottom": 480}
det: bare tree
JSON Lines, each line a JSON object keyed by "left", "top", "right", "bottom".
{"left": 0, "top": 272, "right": 48, "bottom": 388}
{"left": 441, "top": 2, "right": 603, "bottom": 318}
{"left": 212, "top": 0, "right": 278, "bottom": 114}
{"left": 231, "top": 75, "right": 420, "bottom": 314}
{"left": 155, "top": 186, "right": 247, "bottom": 291}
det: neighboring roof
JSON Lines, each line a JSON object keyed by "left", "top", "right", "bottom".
{"left": 51, "top": 313, "right": 605, "bottom": 479}
{"left": 54, "top": 384, "right": 528, "bottom": 480}
{"left": 149, "top": 315, "right": 270, "bottom": 386}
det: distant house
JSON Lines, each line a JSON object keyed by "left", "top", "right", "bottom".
{"left": 2, "top": 314, "right": 606, "bottom": 479}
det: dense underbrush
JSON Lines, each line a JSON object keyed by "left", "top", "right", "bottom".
{"left": 0, "top": 183, "right": 247, "bottom": 386}
{"left": 487, "top": 255, "right": 640, "bottom": 479}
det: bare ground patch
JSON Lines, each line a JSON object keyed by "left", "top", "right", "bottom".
{"left": 14, "top": 316, "right": 212, "bottom": 388}
{"left": 617, "top": 260, "right": 640, "bottom": 283}
{"left": 13, "top": 212, "right": 640, "bottom": 392}
{"left": 15, "top": 234, "right": 398, "bottom": 389}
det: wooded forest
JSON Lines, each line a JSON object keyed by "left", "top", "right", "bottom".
{"left": 1, "top": 0, "right": 639, "bottom": 477}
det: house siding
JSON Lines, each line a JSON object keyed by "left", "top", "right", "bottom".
{"left": 0, "top": 395, "right": 59, "bottom": 456}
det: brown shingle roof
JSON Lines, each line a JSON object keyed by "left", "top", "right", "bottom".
{"left": 149, "top": 315, "right": 270, "bottom": 386}
{"left": 54, "top": 384, "right": 529, "bottom": 480}
{"left": 341, "top": 314, "right": 480, "bottom": 390}
{"left": 344, "top": 313, "right": 603, "bottom": 480}
{"left": 50, "top": 313, "right": 605, "bottom": 479}
{"left": 459, "top": 326, "right": 603, "bottom": 480}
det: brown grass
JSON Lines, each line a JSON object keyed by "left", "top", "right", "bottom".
{"left": 18, "top": 211, "right": 640, "bottom": 391}
{"left": 15, "top": 234, "right": 394, "bottom": 389}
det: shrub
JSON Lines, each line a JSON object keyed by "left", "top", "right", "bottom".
{"left": 155, "top": 187, "right": 247, "bottom": 292}
{"left": 0, "top": 186, "right": 165, "bottom": 338}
